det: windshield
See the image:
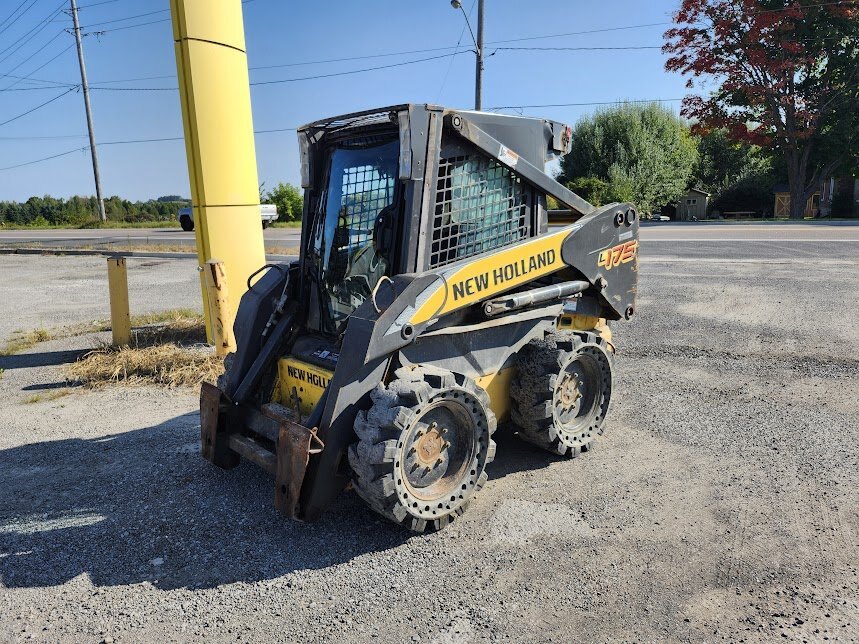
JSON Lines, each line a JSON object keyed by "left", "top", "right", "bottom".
{"left": 310, "top": 136, "right": 399, "bottom": 333}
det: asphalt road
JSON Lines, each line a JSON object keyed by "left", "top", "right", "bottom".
{"left": 2, "top": 221, "right": 858, "bottom": 261}
{"left": 0, "top": 228, "right": 858, "bottom": 642}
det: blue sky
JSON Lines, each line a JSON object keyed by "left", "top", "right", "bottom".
{"left": 0, "top": 0, "right": 689, "bottom": 202}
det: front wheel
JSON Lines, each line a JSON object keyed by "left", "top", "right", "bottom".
{"left": 348, "top": 366, "right": 496, "bottom": 532}
{"left": 180, "top": 216, "right": 194, "bottom": 232}
{"left": 510, "top": 331, "right": 613, "bottom": 457}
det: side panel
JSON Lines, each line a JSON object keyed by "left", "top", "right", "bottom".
{"left": 476, "top": 368, "right": 515, "bottom": 422}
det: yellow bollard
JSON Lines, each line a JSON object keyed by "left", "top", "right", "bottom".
{"left": 202, "top": 260, "right": 236, "bottom": 356}
{"left": 107, "top": 257, "right": 131, "bottom": 347}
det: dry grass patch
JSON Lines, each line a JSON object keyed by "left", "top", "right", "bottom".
{"left": 10, "top": 243, "right": 299, "bottom": 256}
{"left": 24, "top": 389, "right": 71, "bottom": 404}
{"left": 67, "top": 312, "right": 223, "bottom": 388}
{"left": 68, "top": 344, "right": 223, "bottom": 388}
{"left": 1, "top": 328, "right": 53, "bottom": 356}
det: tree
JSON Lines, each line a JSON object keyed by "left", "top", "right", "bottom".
{"left": 558, "top": 102, "right": 698, "bottom": 213}
{"left": 664, "top": 0, "right": 859, "bottom": 218}
{"left": 262, "top": 182, "right": 304, "bottom": 222}
{"left": 694, "top": 128, "right": 772, "bottom": 192}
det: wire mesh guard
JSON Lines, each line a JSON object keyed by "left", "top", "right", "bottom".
{"left": 430, "top": 153, "right": 530, "bottom": 268}
{"left": 338, "top": 163, "right": 395, "bottom": 250}
{"left": 326, "top": 160, "right": 394, "bottom": 322}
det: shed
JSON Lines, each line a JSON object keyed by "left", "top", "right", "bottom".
{"left": 676, "top": 188, "right": 710, "bottom": 221}
{"left": 773, "top": 183, "right": 820, "bottom": 218}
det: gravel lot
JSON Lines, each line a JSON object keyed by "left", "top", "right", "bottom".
{"left": 0, "top": 244, "right": 857, "bottom": 643}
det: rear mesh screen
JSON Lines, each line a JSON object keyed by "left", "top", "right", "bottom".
{"left": 429, "top": 153, "right": 529, "bottom": 269}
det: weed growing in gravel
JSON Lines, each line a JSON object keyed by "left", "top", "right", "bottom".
{"left": 0, "top": 328, "right": 53, "bottom": 355}
{"left": 23, "top": 389, "right": 71, "bottom": 404}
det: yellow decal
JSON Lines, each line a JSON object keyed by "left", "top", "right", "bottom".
{"left": 277, "top": 358, "right": 333, "bottom": 416}
{"left": 410, "top": 229, "right": 569, "bottom": 325}
{"left": 597, "top": 240, "right": 637, "bottom": 270}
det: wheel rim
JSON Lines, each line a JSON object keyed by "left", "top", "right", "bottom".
{"left": 553, "top": 353, "right": 602, "bottom": 431}
{"left": 401, "top": 399, "right": 475, "bottom": 502}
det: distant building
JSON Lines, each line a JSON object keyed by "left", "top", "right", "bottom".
{"left": 773, "top": 183, "right": 820, "bottom": 218}
{"left": 676, "top": 188, "right": 710, "bottom": 220}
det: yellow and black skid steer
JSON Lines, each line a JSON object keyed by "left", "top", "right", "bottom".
{"left": 201, "top": 104, "right": 638, "bottom": 532}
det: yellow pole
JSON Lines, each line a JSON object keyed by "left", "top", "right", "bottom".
{"left": 202, "top": 260, "right": 236, "bottom": 356}
{"left": 169, "top": 0, "right": 266, "bottom": 344}
{"left": 107, "top": 257, "right": 131, "bottom": 347}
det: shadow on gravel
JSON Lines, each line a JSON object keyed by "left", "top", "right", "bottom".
{"left": 0, "top": 349, "right": 86, "bottom": 371}
{"left": 0, "top": 413, "right": 558, "bottom": 591}
{"left": 0, "top": 413, "right": 412, "bottom": 590}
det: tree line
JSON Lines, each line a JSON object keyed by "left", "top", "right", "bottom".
{"left": 557, "top": 102, "right": 797, "bottom": 218}
{"left": 0, "top": 195, "right": 192, "bottom": 227}
{"left": 0, "top": 183, "right": 307, "bottom": 227}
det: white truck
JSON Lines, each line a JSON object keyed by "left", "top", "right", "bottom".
{"left": 178, "top": 204, "right": 279, "bottom": 231}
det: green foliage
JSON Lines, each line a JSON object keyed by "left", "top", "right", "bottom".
{"left": 710, "top": 172, "right": 775, "bottom": 215}
{"left": 693, "top": 129, "right": 772, "bottom": 192}
{"left": 564, "top": 176, "right": 609, "bottom": 207}
{"left": 559, "top": 102, "right": 698, "bottom": 212}
{"left": 0, "top": 195, "right": 190, "bottom": 226}
{"left": 693, "top": 129, "right": 776, "bottom": 215}
{"left": 262, "top": 182, "right": 304, "bottom": 222}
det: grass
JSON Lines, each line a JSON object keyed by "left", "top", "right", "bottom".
{"left": 8, "top": 242, "right": 299, "bottom": 256}
{"left": 270, "top": 220, "right": 303, "bottom": 228}
{"left": 1, "top": 310, "right": 221, "bottom": 389}
{"left": 0, "top": 309, "right": 204, "bottom": 354}
{"left": 0, "top": 219, "right": 179, "bottom": 230}
{"left": 0, "top": 328, "right": 53, "bottom": 356}
{"left": 67, "top": 311, "right": 223, "bottom": 388}
{"left": 24, "top": 389, "right": 71, "bottom": 404}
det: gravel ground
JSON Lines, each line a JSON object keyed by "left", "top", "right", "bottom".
{"left": 0, "top": 249, "right": 858, "bottom": 643}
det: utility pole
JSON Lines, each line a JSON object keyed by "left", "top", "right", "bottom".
{"left": 475, "top": 0, "right": 484, "bottom": 110}
{"left": 451, "top": 0, "right": 485, "bottom": 110}
{"left": 69, "top": 0, "right": 106, "bottom": 222}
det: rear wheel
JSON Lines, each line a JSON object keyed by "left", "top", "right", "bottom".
{"left": 180, "top": 216, "right": 194, "bottom": 232}
{"left": 510, "top": 331, "right": 613, "bottom": 457}
{"left": 348, "top": 366, "right": 497, "bottom": 532}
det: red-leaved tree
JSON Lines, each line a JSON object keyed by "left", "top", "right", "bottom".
{"left": 664, "top": 0, "right": 859, "bottom": 218}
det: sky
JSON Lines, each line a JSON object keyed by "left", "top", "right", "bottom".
{"left": 0, "top": 0, "right": 691, "bottom": 202}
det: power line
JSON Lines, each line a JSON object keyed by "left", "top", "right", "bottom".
{"left": 0, "top": 145, "right": 88, "bottom": 172}
{"left": 0, "top": 0, "right": 40, "bottom": 37}
{"left": 77, "top": 0, "right": 256, "bottom": 34}
{"left": 437, "top": 0, "right": 475, "bottom": 102}
{"left": 0, "top": 43, "right": 77, "bottom": 92}
{"left": 494, "top": 45, "right": 663, "bottom": 52}
{"left": 0, "top": 1, "right": 67, "bottom": 64}
{"left": 93, "top": 51, "right": 479, "bottom": 91}
{"left": 487, "top": 98, "right": 684, "bottom": 110}
{"left": 82, "top": 17, "right": 171, "bottom": 35}
{"left": 0, "top": 87, "right": 75, "bottom": 128}
{"left": 1, "top": 1, "right": 33, "bottom": 28}
{"left": 78, "top": 8, "right": 169, "bottom": 28}
{"left": 0, "top": 30, "right": 67, "bottom": 80}
{"left": 77, "top": 0, "right": 122, "bottom": 8}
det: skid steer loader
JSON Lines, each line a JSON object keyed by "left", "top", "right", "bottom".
{"left": 201, "top": 104, "right": 638, "bottom": 532}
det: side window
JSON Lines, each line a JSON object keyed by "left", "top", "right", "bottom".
{"left": 429, "top": 150, "right": 529, "bottom": 269}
